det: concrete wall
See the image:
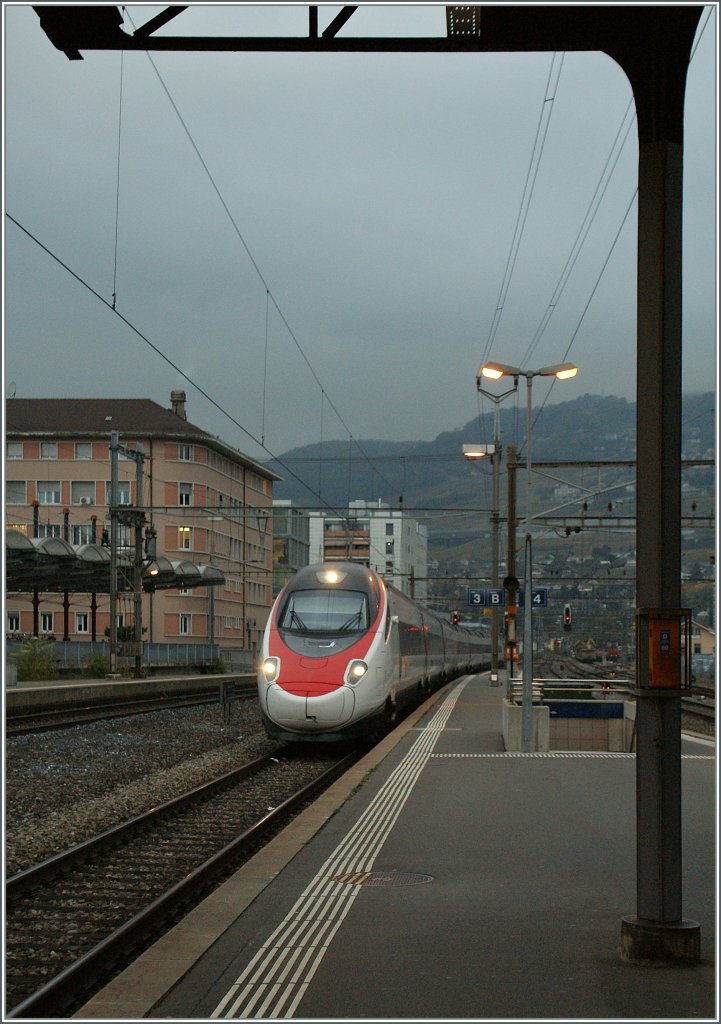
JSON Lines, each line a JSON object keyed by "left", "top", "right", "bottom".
{"left": 502, "top": 699, "right": 549, "bottom": 752}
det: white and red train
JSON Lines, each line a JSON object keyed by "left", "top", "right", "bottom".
{"left": 258, "top": 561, "right": 491, "bottom": 742}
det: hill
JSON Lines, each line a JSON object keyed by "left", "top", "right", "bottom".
{"left": 266, "top": 392, "right": 715, "bottom": 512}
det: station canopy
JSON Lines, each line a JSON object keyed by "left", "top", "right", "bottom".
{"left": 5, "top": 530, "right": 224, "bottom": 594}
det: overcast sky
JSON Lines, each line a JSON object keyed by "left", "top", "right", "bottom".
{"left": 3, "top": 3, "right": 718, "bottom": 468}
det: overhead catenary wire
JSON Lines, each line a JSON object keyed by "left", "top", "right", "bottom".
{"left": 5, "top": 217, "right": 403, "bottom": 571}
{"left": 124, "top": 19, "right": 397, "bottom": 500}
{"left": 519, "top": 98, "right": 637, "bottom": 369}
{"left": 479, "top": 50, "right": 565, "bottom": 372}
{"left": 521, "top": 8, "right": 715, "bottom": 443}
{"left": 111, "top": 44, "right": 125, "bottom": 310}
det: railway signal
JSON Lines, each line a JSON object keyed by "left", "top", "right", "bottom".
{"left": 563, "top": 605, "right": 572, "bottom": 632}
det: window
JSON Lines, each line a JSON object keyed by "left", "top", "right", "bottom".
{"left": 6, "top": 480, "right": 26, "bottom": 504}
{"left": 71, "top": 481, "right": 95, "bottom": 505}
{"left": 75, "top": 443, "right": 92, "bottom": 460}
{"left": 41, "top": 442, "right": 57, "bottom": 460}
{"left": 7, "top": 610, "right": 20, "bottom": 632}
{"left": 37, "top": 480, "right": 61, "bottom": 504}
{"left": 76, "top": 613, "right": 89, "bottom": 634}
{"left": 6, "top": 442, "right": 23, "bottom": 460}
{"left": 105, "top": 481, "right": 131, "bottom": 505}
{"left": 180, "top": 614, "right": 191, "bottom": 635}
{"left": 72, "top": 524, "right": 94, "bottom": 545}
{"left": 36, "top": 524, "right": 61, "bottom": 538}
{"left": 178, "top": 527, "right": 192, "bottom": 550}
{"left": 40, "top": 612, "right": 54, "bottom": 634}
{"left": 386, "top": 522, "right": 394, "bottom": 536}
{"left": 279, "top": 590, "right": 369, "bottom": 634}
{"left": 179, "top": 483, "right": 192, "bottom": 506}
{"left": 179, "top": 444, "right": 192, "bottom": 461}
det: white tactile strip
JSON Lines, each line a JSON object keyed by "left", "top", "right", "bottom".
{"left": 430, "top": 752, "right": 715, "bottom": 759}
{"left": 210, "top": 678, "right": 470, "bottom": 1019}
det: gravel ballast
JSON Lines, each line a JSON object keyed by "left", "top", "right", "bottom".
{"left": 5, "top": 700, "right": 280, "bottom": 875}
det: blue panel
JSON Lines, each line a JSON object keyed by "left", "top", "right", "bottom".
{"left": 545, "top": 700, "right": 624, "bottom": 719}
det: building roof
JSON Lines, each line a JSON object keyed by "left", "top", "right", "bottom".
{"left": 5, "top": 397, "right": 281, "bottom": 481}
{"left": 5, "top": 529, "right": 224, "bottom": 594}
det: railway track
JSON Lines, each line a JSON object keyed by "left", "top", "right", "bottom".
{"left": 6, "top": 747, "right": 360, "bottom": 1018}
{"left": 534, "top": 656, "right": 715, "bottom": 737}
{"left": 6, "top": 682, "right": 257, "bottom": 735}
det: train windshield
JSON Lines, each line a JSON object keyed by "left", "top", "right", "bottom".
{"left": 279, "top": 589, "right": 369, "bottom": 634}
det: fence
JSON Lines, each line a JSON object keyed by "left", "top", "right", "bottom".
{"left": 6, "top": 640, "right": 257, "bottom": 673}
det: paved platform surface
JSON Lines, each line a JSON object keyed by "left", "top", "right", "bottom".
{"left": 76, "top": 674, "right": 716, "bottom": 1021}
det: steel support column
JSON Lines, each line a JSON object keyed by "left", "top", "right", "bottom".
{"left": 621, "top": 22, "right": 701, "bottom": 961}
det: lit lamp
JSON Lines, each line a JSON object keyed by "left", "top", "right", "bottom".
{"left": 479, "top": 360, "right": 579, "bottom": 750}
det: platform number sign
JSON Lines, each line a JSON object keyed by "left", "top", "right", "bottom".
{"left": 468, "top": 588, "right": 548, "bottom": 608}
{"left": 517, "top": 588, "right": 549, "bottom": 607}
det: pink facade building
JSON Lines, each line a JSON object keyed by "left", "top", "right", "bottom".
{"left": 5, "top": 392, "right": 279, "bottom": 659}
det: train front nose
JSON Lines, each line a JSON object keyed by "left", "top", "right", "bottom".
{"left": 264, "top": 681, "right": 356, "bottom": 730}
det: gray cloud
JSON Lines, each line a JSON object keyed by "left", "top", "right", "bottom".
{"left": 4, "top": 4, "right": 716, "bottom": 464}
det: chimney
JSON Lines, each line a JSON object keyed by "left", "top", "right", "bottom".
{"left": 170, "top": 390, "right": 187, "bottom": 420}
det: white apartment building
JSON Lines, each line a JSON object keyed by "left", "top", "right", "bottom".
{"left": 307, "top": 499, "right": 427, "bottom": 599}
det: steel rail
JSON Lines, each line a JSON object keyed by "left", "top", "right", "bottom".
{"left": 7, "top": 749, "right": 359, "bottom": 1019}
{"left": 6, "top": 683, "right": 257, "bottom": 735}
{"left": 7, "top": 754, "right": 272, "bottom": 902}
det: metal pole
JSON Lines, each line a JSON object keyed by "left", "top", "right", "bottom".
{"left": 521, "top": 374, "right": 534, "bottom": 751}
{"left": 133, "top": 446, "right": 144, "bottom": 677}
{"left": 108, "top": 431, "right": 119, "bottom": 676}
{"left": 505, "top": 443, "right": 518, "bottom": 700}
{"left": 490, "top": 440, "right": 501, "bottom": 685}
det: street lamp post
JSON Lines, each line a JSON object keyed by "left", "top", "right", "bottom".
{"left": 463, "top": 442, "right": 500, "bottom": 682}
{"left": 480, "top": 361, "right": 578, "bottom": 751}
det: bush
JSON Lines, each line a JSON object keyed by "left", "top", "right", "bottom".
{"left": 82, "top": 652, "right": 111, "bottom": 678}
{"left": 12, "top": 637, "right": 59, "bottom": 682}
{"left": 202, "top": 658, "right": 228, "bottom": 675}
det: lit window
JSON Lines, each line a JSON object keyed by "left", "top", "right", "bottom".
{"left": 178, "top": 527, "right": 192, "bottom": 550}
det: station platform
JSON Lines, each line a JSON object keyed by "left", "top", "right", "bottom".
{"left": 76, "top": 673, "right": 716, "bottom": 1021}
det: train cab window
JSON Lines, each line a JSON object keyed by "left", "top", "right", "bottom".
{"left": 279, "top": 590, "right": 369, "bottom": 635}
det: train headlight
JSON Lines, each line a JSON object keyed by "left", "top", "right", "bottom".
{"left": 345, "top": 659, "right": 368, "bottom": 685}
{"left": 316, "top": 568, "right": 347, "bottom": 585}
{"left": 261, "top": 657, "right": 280, "bottom": 682}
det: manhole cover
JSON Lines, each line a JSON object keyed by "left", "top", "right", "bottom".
{"left": 333, "top": 869, "right": 434, "bottom": 887}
